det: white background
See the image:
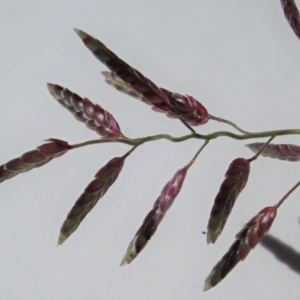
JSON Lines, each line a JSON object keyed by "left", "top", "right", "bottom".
{"left": 1, "top": 1, "right": 300, "bottom": 299}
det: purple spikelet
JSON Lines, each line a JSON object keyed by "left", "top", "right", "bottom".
{"left": 246, "top": 143, "right": 300, "bottom": 162}
{"left": 207, "top": 158, "right": 250, "bottom": 244}
{"left": 120, "top": 167, "right": 188, "bottom": 265}
{"left": 47, "top": 83, "right": 121, "bottom": 138}
{"left": 281, "top": 0, "right": 300, "bottom": 40}
{"left": 58, "top": 156, "right": 125, "bottom": 245}
{"left": 0, "top": 139, "right": 71, "bottom": 184}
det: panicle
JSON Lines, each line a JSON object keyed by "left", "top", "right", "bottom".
{"left": 281, "top": 0, "right": 300, "bottom": 40}
{"left": 206, "top": 158, "right": 250, "bottom": 244}
{"left": 47, "top": 83, "right": 121, "bottom": 138}
{"left": 246, "top": 143, "right": 300, "bottom": 162}
{"left": 0, "top": 139, "right": 70, "bottom": 184}
{"left": 120, "top": 167, "right": 188, "bottom": 265}
{"left": 204, "top": 206, "right": 277, "bottom": 291}
{"left": 75, "top": 29, "right": 208, "bottom": 126}
{"left": 57, "top": 155, "right": 125, "bottom": 245}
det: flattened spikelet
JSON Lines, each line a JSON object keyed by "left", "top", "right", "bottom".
{"left": 0, "top": 139, "right": 70, "bottom": 184}
{"left": 58, "top": 156, "right": 125, "bottom": 245}
{"left": 281, "top": 0, "right": 300, "bottom": 40}
{"left": 207, "top": 158, "right": 250, "bottom": 244}
{"left": 47, "top": 83, "right": 121, "bottom": 138}
{"left": 246, "top": 143, "right": 300, "bottom": 162}
{"left": 121, "top": 167, "right": 188, "bottom": 265}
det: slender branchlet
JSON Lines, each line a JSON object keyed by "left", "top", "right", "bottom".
{"left": 208, "top": 114, "right": 249, "bottom": 134}
{"left": 247, "top": 136, "right": 275, "bottom": 162}
{"left": 274, "top": 179, "right": 300, "bottom": 208}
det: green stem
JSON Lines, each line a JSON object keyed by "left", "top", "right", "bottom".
{"left": 70, "top": 128, "right": 300, "bottom": 150}
{"left": 274, "top": 179, "right": 300, "bottom": 209}
{"left": 186, "top": 140, "right": 209, "bottom": 168}
{"left": 247, "top": 135, "right": 275, "bottom": 162}
{"left": 208, "top": 114, "right": 249, "bottom": 134}
{"left": 122, "top": 144, "right": 139, "bottom": 158}
{"left": 172, "top": 108, "right": 196, "bottom": 134}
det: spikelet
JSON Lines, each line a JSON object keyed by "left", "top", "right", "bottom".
{"left": 281, "top": 0, "right": 300, "bottom": 40}
{"left": 120, "top": 167, "right": 188, "bottom": 265}
{"left": 204, "top": 206, "right": 277, "bottom": 291}
{"left": 58, "top": 155, "right": 125, "bottom": 245}
{"left": 0, "top": 139, "right": 70, "bottom": 184}
{"left": 75, "top": 29, "right": 208, "bottom": 126}
{"left": 207, "top": 158, "right": 250, "bottom": 244}
{"left": 47, "top": 83, "right": 121, "bottom": 138}
{"left": 246, "top": 143, "right": 300, "bottom": 162}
